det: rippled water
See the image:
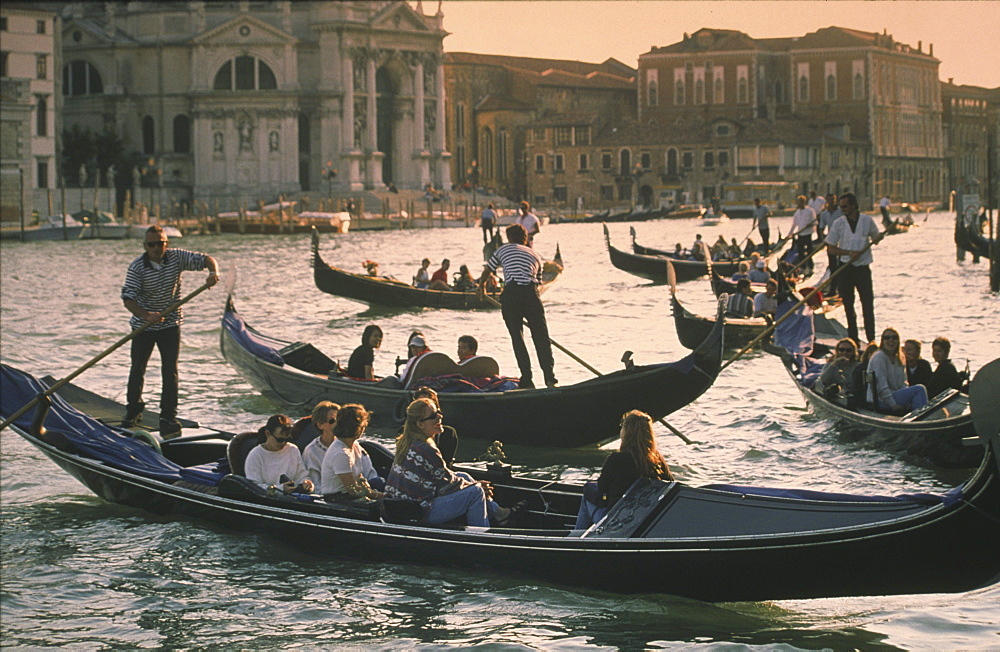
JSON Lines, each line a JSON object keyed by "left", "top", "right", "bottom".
{"left": 2, "top": 213, "right": 998, "bottom": 648}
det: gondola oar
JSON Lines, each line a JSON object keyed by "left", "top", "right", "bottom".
{"left": 481, "top": 291, "right": 693, "bottom": 445}
{"left": 0, "top": 280, "right": 215, "bottom": 432}
{"left": 720, "top": 235, "right": 880, "bottom": 372}
{"left": 783, "top": 241, "right": 827, "bottom": 278}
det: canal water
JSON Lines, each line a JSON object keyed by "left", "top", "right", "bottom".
{"left": 1, "top": 213, "right": 997, "bottom": 648}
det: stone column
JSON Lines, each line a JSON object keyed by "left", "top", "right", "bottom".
{"left": 414, "top": 58, "right": 431, "bottom": 189}
{"left": 367, "top": 54, "right": 383, "bottom": 187}
{"left": 434, "top": 59, "right": 452, "bottom": 190}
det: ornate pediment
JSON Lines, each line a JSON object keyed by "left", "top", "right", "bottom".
{"left": 192, "top": 14, "right": 297, "bottom": 47}
{"left": 371, "top": 2, "right": 433, "bottom": 33}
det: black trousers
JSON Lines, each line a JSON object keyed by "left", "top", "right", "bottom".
{"left": 758, "top": 226, "right": 770, "bottom": 251}
{"left": 794, "top": 234, "right": 814, "bottom": 274}
{"left": 126, "top": 326, "right": 181, "bottom": 422}
{"left": 837, "top": 264, "right": 876, "bottom": 344}
{"left": 500, "top": 283, "right": 554, "bottom": 383}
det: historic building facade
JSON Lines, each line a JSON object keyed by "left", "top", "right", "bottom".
{"left": 0, "top": 3, "right": 60, "bottom": 221}
{"left": 444, "top": 53, "right": 635, "bottom": 205}
{"left": 941, "top": 79, "right": 997, "bottom": 205}
{"left": 56, "top": 1, "right": 450, "bottom": 208}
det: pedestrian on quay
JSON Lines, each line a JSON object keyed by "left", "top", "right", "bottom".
{"left": 825, "top": 192, "right": 885, "bottom": 345}
{"left": 121, "top": 225, "right": 220, "bottom": 437}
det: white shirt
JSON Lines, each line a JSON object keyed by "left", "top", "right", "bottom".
{"left": 320, "top": 438, "right": 378, "bottom": 495}
{"left": 301, "top": 437, "right": 330, "bottom": 486}
{"left": 808, "top": 196, "right": 827, "bottom": 216}
{"left": 879, "top": 196, "right": 890, "bottom": 208}
{"left": 791, "top": 206, "right": 817, "bottom": 236}
{"left": 825, "top": 212, "right": 881, "bottom": 267}
{"left": 515, "top": 212, "right": 540, "bottom": 237}
{"left": 753, "top": 292, "right": 777, "bottom": 317}
{"left": 244, "top": 443, "right": 310, "bottom": 490}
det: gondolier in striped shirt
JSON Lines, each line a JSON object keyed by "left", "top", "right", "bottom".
{"left": 478, "top": 224, "right": 557, "bottom": 389}
{"left": 121, "top": 225, "right": 220, "bottom": 437}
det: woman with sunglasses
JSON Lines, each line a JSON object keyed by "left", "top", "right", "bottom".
{"left": 244, "top": 414, "right": 313, "bottom": 494}
{"left": 319, "top": 404, "right": 384, "bottom": 499}
{"left": 815, "top": 338, "right": 860, "bottom": 403}
{"left": 866, "top": 328, "right": 929, "bottom": 413}
{"left": 385, "top": 398, "right": 512, "bottom": 527}
{"left": 301, "top": 401, "right": 340, "bottom": 487}
{"left": 575, "top": 410, "right": 674, "bottom": 530}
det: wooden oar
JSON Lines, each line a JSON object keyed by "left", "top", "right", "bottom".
{"left": 784, "top": 241, "right": 827, "bottom": 278}
{"left": 481, "top": 291, "right": 693, "bottom": 445}
{"left": 720, "top": 236, "right": 879, "bottom": 372}
{"left": 0, "top": 280, "right": 215, "bottom": 432}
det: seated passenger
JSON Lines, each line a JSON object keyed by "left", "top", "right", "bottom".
{"left": 673, "top": 243, "right": 684, "bottom": 257}
{"left": 244, "top": 414, "right": 314, "bottom": 494}
{"left": 575, "top": 410, "right": 674, "bottom": 530}
{"left": 319, "top": 404, "right": 384, "bottom": 499}
{"left": 752, "top": 279, "right": 778, "bottom": 319}
{"left": 730, "top": 261, "right": 750, "bottom": 282}
{"left": 452, "top": 264, "right": 477, "bottom": 292}
{"left": 710, "top": 235, "right": 728, "bottom": 261}
{"left": 689, "top": 234, "right": 706, "bottom": 261}
{"left": 457, "top": 334, "right": 478, "bottom": 362}
{"left": 728, "top": 238, "right": 742, "bottom": 259}
{"left": 903, "top": 339, "right": 933, "bottom": 388}
{"left": 852, "top": 340, "right": 880, "bottom": 405}
{"left": 414, "top": 258, "right": 431, "bottom": 288}
{"left": 346, "top": 324, "right": 382, "bottom": 380}
{"left": 927, "top": 336, "right": 965, "bottom": 398}
{"left": 866, "top": 328, "right": 929, "bottom": 413}
{"left": 410, "top": 386, "right": 459, "bottom": 468}
{"left": 301, "top": 401, "right": 340, "bottom": 487}
{"left": 725, "top": 278, "right": 754, "bottom": 319}
{"left": 814, "top": 338, "right": 859, "bottom": 403}
{"left": 748, "top": 258, "right": 770, "bottom": 283}
{"left": 385, "top": 398, "right": 513, "bottom": 527}
{"left": 429, "top": 258, "right": 451, "bottom": 291}
{"left": 398, "top": 334, "right": 431, "bottom": 386}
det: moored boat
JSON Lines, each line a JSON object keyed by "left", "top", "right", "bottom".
{"left": 219, "top": 293, "right": 724, "bottom": 448}
{"left": 603, "top": 225, "right": 740, "bottom": 283}
{"left": 2, "top": 361, "right": 999, "bottom": 602}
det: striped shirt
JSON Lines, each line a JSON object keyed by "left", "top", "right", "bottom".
{"left": 487, "top": 243, "right": 543, "bottom": 286}
{"left": 121, "top": 248, "right": 208, "bottom": 330}
{"left": 825, "top": 213, "right": 880, "bottom": 267}
{"left": 725, "top": 292, "right": 754, "bottom": 319}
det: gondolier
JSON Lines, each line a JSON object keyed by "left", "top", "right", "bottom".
{"left": 825, "top": 192, "right": 884, "bottom": 345}
{"left": 479, "top": 224, "right": 557, "bottom": 389}
{"left": 121, "top": 225, "right": 220, "bottom": 436}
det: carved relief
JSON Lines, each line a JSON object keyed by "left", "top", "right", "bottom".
{"left": 423, "top": 64, "right": 435, "bottom": 95}
{"left": 353, "top": 59, "right": 367, "bottom": 92}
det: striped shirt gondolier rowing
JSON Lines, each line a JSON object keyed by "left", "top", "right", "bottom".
{"left": 121, "top": 248, "right": 208, "bottom": 330}
{"left": 487, "top": 243, "right": 543, "bottom": 286}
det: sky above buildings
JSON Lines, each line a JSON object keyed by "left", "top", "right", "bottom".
{"left": 439, "top": 1, "right": 1000, "bottom": 88}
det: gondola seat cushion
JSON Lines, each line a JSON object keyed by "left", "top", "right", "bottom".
{"left": 381, "top": 498, "right": 423, "bottom": 524}
{"left": 218, "top": 474, "right": 267, "bottom": 500}
{"left": 227, "top": 431, "right": 261, "bottom": 477}
{"left": 290, "top": 416, "right": 320, "bottom": 452}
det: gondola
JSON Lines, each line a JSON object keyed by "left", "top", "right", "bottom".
{"left": 766, "top": 339, "right": 983, "bottom": 468}
{"left": 4, "top": 361, "right": 998, "bottom": 602}
{"left": 311, "top": 228, "right": 562, "bottom": 310}
{"left": 219, "top": 294, "right": 724, "bottom": 448}
{"left": 603, "top": 225, "right": 736, "bottom": 283}
{"left": 578, "top": 206, "right": 671, "bottom": 223}
{"left": 955, "top": 212, "right": 995, "bottom": 259}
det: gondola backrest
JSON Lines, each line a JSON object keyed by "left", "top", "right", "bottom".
{"left": 227, "top": 431, "right": 260, "bottom": 477}
{"left": 290, "top": 416, "right": 320, "bottom": 453}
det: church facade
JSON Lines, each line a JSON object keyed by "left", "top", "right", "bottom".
{"left": 59, "top": 1, "right": 450, "bottom": 208}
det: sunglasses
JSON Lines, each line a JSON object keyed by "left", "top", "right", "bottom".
{"left": 327, "top": 418, "right": 337, "bottom": 424}
{"left": 419, "top": 411, "right": 443, "bottom": 423}
{"left": 145, "top": 241, "right": 168, "bottom": 248}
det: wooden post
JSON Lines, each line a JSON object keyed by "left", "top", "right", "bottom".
{"left": 259, "top": 199, "right": 266, "bottom": 234}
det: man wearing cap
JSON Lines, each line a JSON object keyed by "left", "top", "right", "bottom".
{"left": 825, "top": 192, "right": 885, "bottom": 344}
{"left": 748, "top": 258, "right": 770, "bottom": 283}
{"left": 478, "top": 224, "right": 556, "bottom": 389}
{"left": 398, "top": 334, "right": 431, "bottom": 386}
{"left": 791, "top": 195, "right": 818, "bottom": 276}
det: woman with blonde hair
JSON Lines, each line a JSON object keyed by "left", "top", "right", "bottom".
{"left": 385, "top": 398, "right": 512, "bottom": 526}
{"left": 866, "top": 327, "right": 928, "bottom": 412}
{"left": 575, "top": 410, "right": 674, "bottom": 530}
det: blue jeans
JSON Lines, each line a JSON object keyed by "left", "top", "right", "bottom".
{"left": 574, "top": 499, "right": 608, "bottom": 530}
{"left": 882, "top": 385, "right": 929, "bottom": 412}
{"left": 426, "top": 473, "right": 500, "bottom": 527}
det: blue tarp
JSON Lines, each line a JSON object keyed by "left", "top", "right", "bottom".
{"left": 1, "top": 364, "right": 224, "bottom": 486}
{"left": 774, "top": 299, "right": 815, "bottom": 356}
{"left": 222, "top": 310, "right": 284, "bottom": 365}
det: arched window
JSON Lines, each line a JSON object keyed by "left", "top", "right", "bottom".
{"left": 142, "top": 116, "right": 155, "bottom": 154}
{"left": 173, "top": 115, "right": 190, "bottom": 153}
{"left": 213, "top": 56, "right": 277, "bottom": 90}
{"left": 713, "top": 77, "right": 724, "bottom": 104}
{"left": 36, "top": 97, "right": 47, "bottom": 136}
{"left": 798, "top": 75, "right": 809, "bottom": 102}
{"left": 826, "top": 75, "right": 837, "bottom": 101}
{"left": 647, "top": 79, "right": 658, "bottom": 106}
{"left": 737, "top": 78, "right": 748, "bottom": 104}
{"left": 695, "top": 78, "right": 705, "bottom": 104}
{"left": 63, "top": 60, "right": 103, "bottom": 96}
{"left": 619, "top": 149, "right": 631, "bottom": 176}
{"left": 853, "top": 73, "right": 865, "bottom": 99}
{"left": 674, "top": 79, "right": 685, "bottom": 105}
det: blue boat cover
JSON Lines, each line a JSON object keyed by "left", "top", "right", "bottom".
{"left": 222, "top": 310, "right": 284, "bottom": 366}
{"left": 774, "top": 299, "right": 815, "bottom": 357}
{"left": 1, "top": 364, "right": 224, "bottom": 486}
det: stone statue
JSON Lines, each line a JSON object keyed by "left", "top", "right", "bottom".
{"left": 238, "top": 121, "right": 253, "bottom": 153}
{"left": 269, "top": 130, "right": 280, "bottom": 152}
{"left": 213, "top": 131, "right": 224, "bottom": 153}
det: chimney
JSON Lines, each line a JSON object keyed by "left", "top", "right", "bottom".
{"left": 917, "top": 40, "right": 922, "bottom": 52}
{"left": 949, "top": 77, "right": 953, "bottom": 85}
{"left": 929, "top": 43, "right": 933, "bottom": 56}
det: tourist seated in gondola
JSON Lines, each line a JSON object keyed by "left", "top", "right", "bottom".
{"left": 689, "top": 234, "right": 706, "bottom": 261}
{"left": 429, "top": 259, "right": 452, "bottom": 291}
{"left": 385, "top": 398, "right": 514, "bottom": 527}
{"left": 320, "top": 404, "right": 384, "bottom": 500}
{"left": 346, "top": 324, "right": 383, "bottom": 380}
{"left": 414, "top": 258, "right": 431, "bottom": 288}
{"left": 814, "top": 338, "right": 860, "bottom": 404}
{"left": 730, "top": 261, "right": 750, "bottom": 282}
{"left": 452, "top": 264, "right": 477, "bottom": 292}
{"left": 409, "top": 386, "right": 459, "bottom": 468}
{"left": 748, "top": 258, "right": 770, "bottom": 283}
{"left": 575, "top": 410, "right": 674, "bottom": 530}
{"left": 743, "top": 238, "right": 757, "bottom": 257}
{"left": 903, "top": 339, "right": 933, "bottom": 389}
{"left": 301, "top": 401, "right": 340, "bottom": 487}
{"left": 752, "top": 279, "right": 779, "bottom": 319}
{"left": 710, "top": 235, "right": 729, "bottom": 261}
{"left": 866, "top": 328, "right": 929, "bottom": 413}
{"left": 725, "top": 279, "right": 754, "bottom": 319}
{"left": 397, "top": 333, "right": 431, "bottom": 386}
{"left": 457, "top": 335, "right": 478, "bottom": 362}
{"left": 851, "top": 340, "right": 879, "bottom": 407}
{"left": 244, "top": 414, "right": 314, "bottom": 494}
{"left": 927, "top": 337, "right": 966, "bottom": 398}
{"left": 673, "top": 243, "right": 685, "bottom": 258}
{"left": 727, "top": 238, "right": 743, "bottom": 259}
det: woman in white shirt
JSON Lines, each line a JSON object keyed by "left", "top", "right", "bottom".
{"left": 320, "top": 404, "right": 384, "bottom": 499}
{"left": 866, "top": 328, "right": 929, "bottom": 413}
{"left": 244, "top": 414, "right": 314, "bottom": 494}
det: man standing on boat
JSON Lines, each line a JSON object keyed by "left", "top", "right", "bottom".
{"left": 480, "top": 203, "right": 497, "bottom": 244}
{"left": 514, "top": 201, "right": 541, "bottom": 247}
{"left": 825, "top": 192, "right": 884, "bottom": 345}
{"left": 121, "top": 225, "right": 220, "bottom": 437}
{"left": 478, "top": 224, "right": 556, "bottom": 389}
{"left": 790, "top": 195, "right": 818, "bottom": 277}
{"left": 751, "top": 198, "right": 771, "bottom": 253}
